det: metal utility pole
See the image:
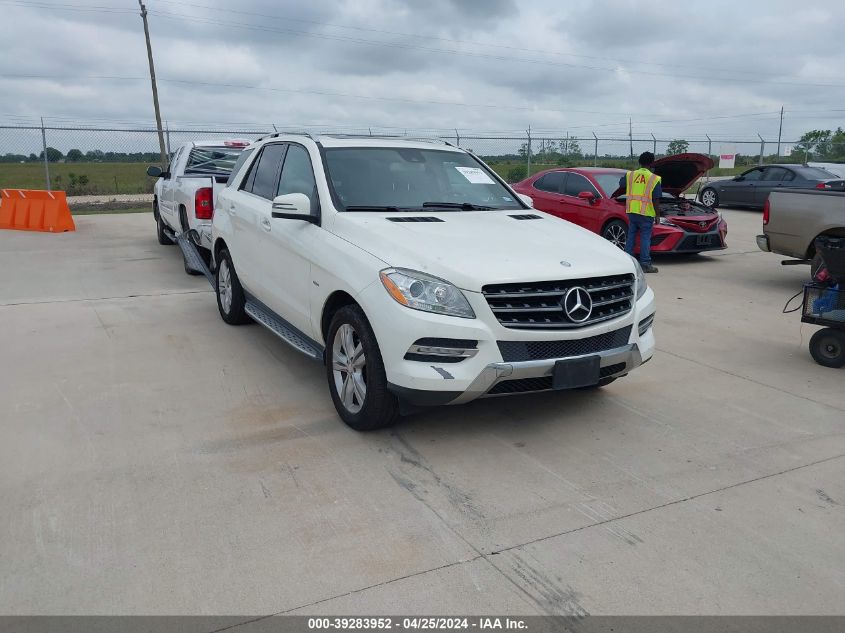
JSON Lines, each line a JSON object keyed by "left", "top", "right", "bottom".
{"left": 628, "top": 117, "right": 634, "bottom": 164}
{"left": 40, "top": 117, "right": 51, "bottom": 192}
{"left": 139, "top": 0, "right": 167, "bottom": 166}
{"left": 526, "top": 126, "right": 532, "bottom": 176}
{"left": 757, "top": 133, "right": 765, "bottom": 166}
{"left": 776, "top": 105, "right": 784, "bottom": 157}
{"left": 592, "top": 131, "right": 598, "bottom": 167}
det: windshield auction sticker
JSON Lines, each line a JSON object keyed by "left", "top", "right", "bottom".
{"left": 454, "top": 166, "right": 495, "bottom": 184}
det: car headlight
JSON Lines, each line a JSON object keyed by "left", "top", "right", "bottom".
{"left": 380, "top": 268, "right": 475, "bottom": 319}
{"left": 631, "top": 256, "right": 648, "bottom": 300}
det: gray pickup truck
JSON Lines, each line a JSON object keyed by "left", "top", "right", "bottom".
{"left": 757, "top": 189, "right": 845, "bottom": 274}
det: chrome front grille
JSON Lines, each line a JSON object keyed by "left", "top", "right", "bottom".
{"left": 482, "top": 274, "right": 635, "bottom": 330}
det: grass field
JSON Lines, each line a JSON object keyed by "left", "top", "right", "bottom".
{"left": 1, "top": 157, "right": 769, "bottom": 197}
{"left": 0, "top": 162, "right": 154, "bottom": 195}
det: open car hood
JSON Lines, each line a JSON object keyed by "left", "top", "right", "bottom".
{"left": 650, "top": 152, "right": 714, "bottom": 195}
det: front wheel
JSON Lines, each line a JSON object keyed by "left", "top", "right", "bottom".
{"left": 700, "top": 188, "right": 719, "bottom": 208}
{"left": 326, "top": 305, "right": 399, "bottom": 431}
{"left": 602, "top": 219, "right": 628, "bottom": 250}
{"left": 215, "top": 249, "right": 250, "bottom": 325}
{"left": 809, "top": 328, "right": 845, "bottom": 368}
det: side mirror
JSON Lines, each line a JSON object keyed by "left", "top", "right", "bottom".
{"left": 516, "top": 193, "right": 533, "bottom": 207}
{"left": 146, "top": 165, "right": 163, "bottom": 178}
{"left": 577, "top": 191, "right": 596, "bottom": 203}
{"left": 271, "top": 193, "right": 315, "bottom": 222}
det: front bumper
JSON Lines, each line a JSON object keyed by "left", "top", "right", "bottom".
{"left": 448, "top": 341, "right": 645, "bottom": 404}
{"left": 756, "top": 234, "right": 770, "bottom": 252}
{"left": 361, "top": 281, "right": 656, "bottom": 407}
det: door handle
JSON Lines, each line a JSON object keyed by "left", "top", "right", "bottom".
{"left": 228, "top": 205, "right": 237, "bottom": 216}
{"left": 261, "top": 217, "right": 272, "bottom": 232}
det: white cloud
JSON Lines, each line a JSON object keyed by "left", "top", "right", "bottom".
{"left": 1, "top": 0, "right": 845, "bottom": 143}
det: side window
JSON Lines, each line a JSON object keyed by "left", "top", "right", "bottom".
{"left": 781, "top": 169, "right": 795, "bottom": 182}
{"left": 763, "top": 167, "right": 788, "bottom": 181}
{"left": 563, "top": 173, "right": 598, "bottom": 198}
{"left": 277, "top": 144, "right": 318, "bottom": 213}
{"left": 534, "top": 172, "right": 564, "bottom": 193}
{"left": 742, "top": 168, "right": 764, "bottom": 182}
{"left": 227, "top": 148, "right": 254, "bottom": 187}
{"left": 248, "top": 144, "right": 286, "bottom": 200}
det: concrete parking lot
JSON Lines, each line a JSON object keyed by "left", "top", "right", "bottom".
{"left": 1, "top": 209, "right": 843, "bottom": 616}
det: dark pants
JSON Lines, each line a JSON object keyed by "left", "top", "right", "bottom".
{"left": 625, "top": 213, "right": 654, "bottom": 267}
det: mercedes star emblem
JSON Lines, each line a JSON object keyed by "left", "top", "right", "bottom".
{"left": 563, "top": 286, "right": 593, "bottom": 323}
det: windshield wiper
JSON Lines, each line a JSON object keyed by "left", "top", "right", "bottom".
{"left": 344, "top": 205, "right": 406, "bottom": 212}
{"left": 422, "top": 201, "right": 494, "bottom": 210}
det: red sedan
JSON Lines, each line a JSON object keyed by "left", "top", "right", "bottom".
{"left": 512, "top": 153, "right": 727, "bottom": 254}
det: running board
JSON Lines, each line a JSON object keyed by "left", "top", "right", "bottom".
{"left": 176, "top": 231, "right": 214, "bottom": 286}
{"left": 244, "top": 298, "right": 324, "bottom": 362}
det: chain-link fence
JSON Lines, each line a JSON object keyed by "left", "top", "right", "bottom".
{"left": 0, "top": 122, "right": 830, "bottom": 196}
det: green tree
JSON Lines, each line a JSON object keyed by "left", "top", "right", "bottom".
{"left": 559, "top": 137, "right": 582, "bottom": 157}
{"left": 794, "top": 130, "right": 832, "bottom": 159}
{"left": 828, "top": 127, "right": 845, "bottom": 160}
{"left": 507, "top": 165, "right": 527, "bottom": 182}
{"left": 38, "top": 147, "right": 63, "bottom": 162}
{"left": 66, "top": 149, "right": 84, "bottom": 162}
{"left": 667, "top": 139, "right": 689, "bottom": 155}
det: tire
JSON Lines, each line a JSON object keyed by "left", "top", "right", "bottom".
{"left": 700, "top": 187, "right": 719, "bottom": 208}
{"left": 809, "top": 328, "right": 845, "bottom": 368}
{"left": 602, "top": 219, "right": 628, "bottom": 250}
{"left": 326, "top": 305, "right": 399, "bottom": 431}
{"left": 155, "top": 204, "right": 174, "bottom": 245}
{"left": 215, "top": 249, "right": 251, "bottom": 325}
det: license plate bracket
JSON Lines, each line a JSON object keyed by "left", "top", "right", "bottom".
{"left": 552, "top": 356, "right": 601, "bottom": 390}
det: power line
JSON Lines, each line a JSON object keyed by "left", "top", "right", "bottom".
{"left": 5, "top": 0, "right": 838, "bottom": 89}
{"left": 148, "top": 0, "right": 777, "bottom": 79}
{"left": 140, "top": 8, "right": 845, "bottom": 89}
{"left": 0, "top": 73, "right": 789, "bottom": 128}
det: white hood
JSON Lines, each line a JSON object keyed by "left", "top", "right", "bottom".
{"left": 330, "top": 210, "right": 635, "bottom": 292}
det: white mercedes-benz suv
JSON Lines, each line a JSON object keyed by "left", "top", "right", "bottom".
{"left": 210, "top": 134, "right": 655, "bottom": 430}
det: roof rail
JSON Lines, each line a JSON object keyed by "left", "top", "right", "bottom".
{"left": 317, "top": 133, "right": 454, "bottom": 146}
{"left": 255, "top": 131, "right": 319, "bottom": 142}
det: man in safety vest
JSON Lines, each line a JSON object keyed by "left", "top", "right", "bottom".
{"left": 618, "top": 152, "right": 661, "bottom": 273}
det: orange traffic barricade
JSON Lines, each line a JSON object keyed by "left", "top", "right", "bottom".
{"left": 0, "top": 189, "right": 75, "bottom": 233}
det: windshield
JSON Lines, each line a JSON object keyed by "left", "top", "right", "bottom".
{"left": 185, "top": 147, "right": 244, "bottom": 175}
{"left": 324, "top": 147, "right": 521, "bottom": 210}
{"left": 592, "top": 173, "right": 626, "bottom": 198}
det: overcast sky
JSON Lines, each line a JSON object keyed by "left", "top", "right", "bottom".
{"left": 2, "top": 0, "right": 845, "bottom": 144}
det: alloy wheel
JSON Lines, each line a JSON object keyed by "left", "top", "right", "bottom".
{"left": 332, "top": 323, "right": 367, "bottom": 413}
{"left": 604, "top": 224, "right": 626, "bottom": 249}
{"left": 701, "top": 189, "right": 717, "bottom": 207}
{"left": 218, "top": 259, "right": 233, "bottom": 314}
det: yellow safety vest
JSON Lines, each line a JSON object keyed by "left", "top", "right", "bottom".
{"left": 625, "top": 168, "right": 661, "bottom": 217}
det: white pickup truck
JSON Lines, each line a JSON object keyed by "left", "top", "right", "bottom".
{"left": 147, "top": 139, "right": 249, "bottom": 272}
{"left": 201, "top": 134, "right": 656, "bottom": 430}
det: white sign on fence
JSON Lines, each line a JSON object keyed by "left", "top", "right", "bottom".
{"left": 719, "top": 145, "right": 737, "bottom": 169}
